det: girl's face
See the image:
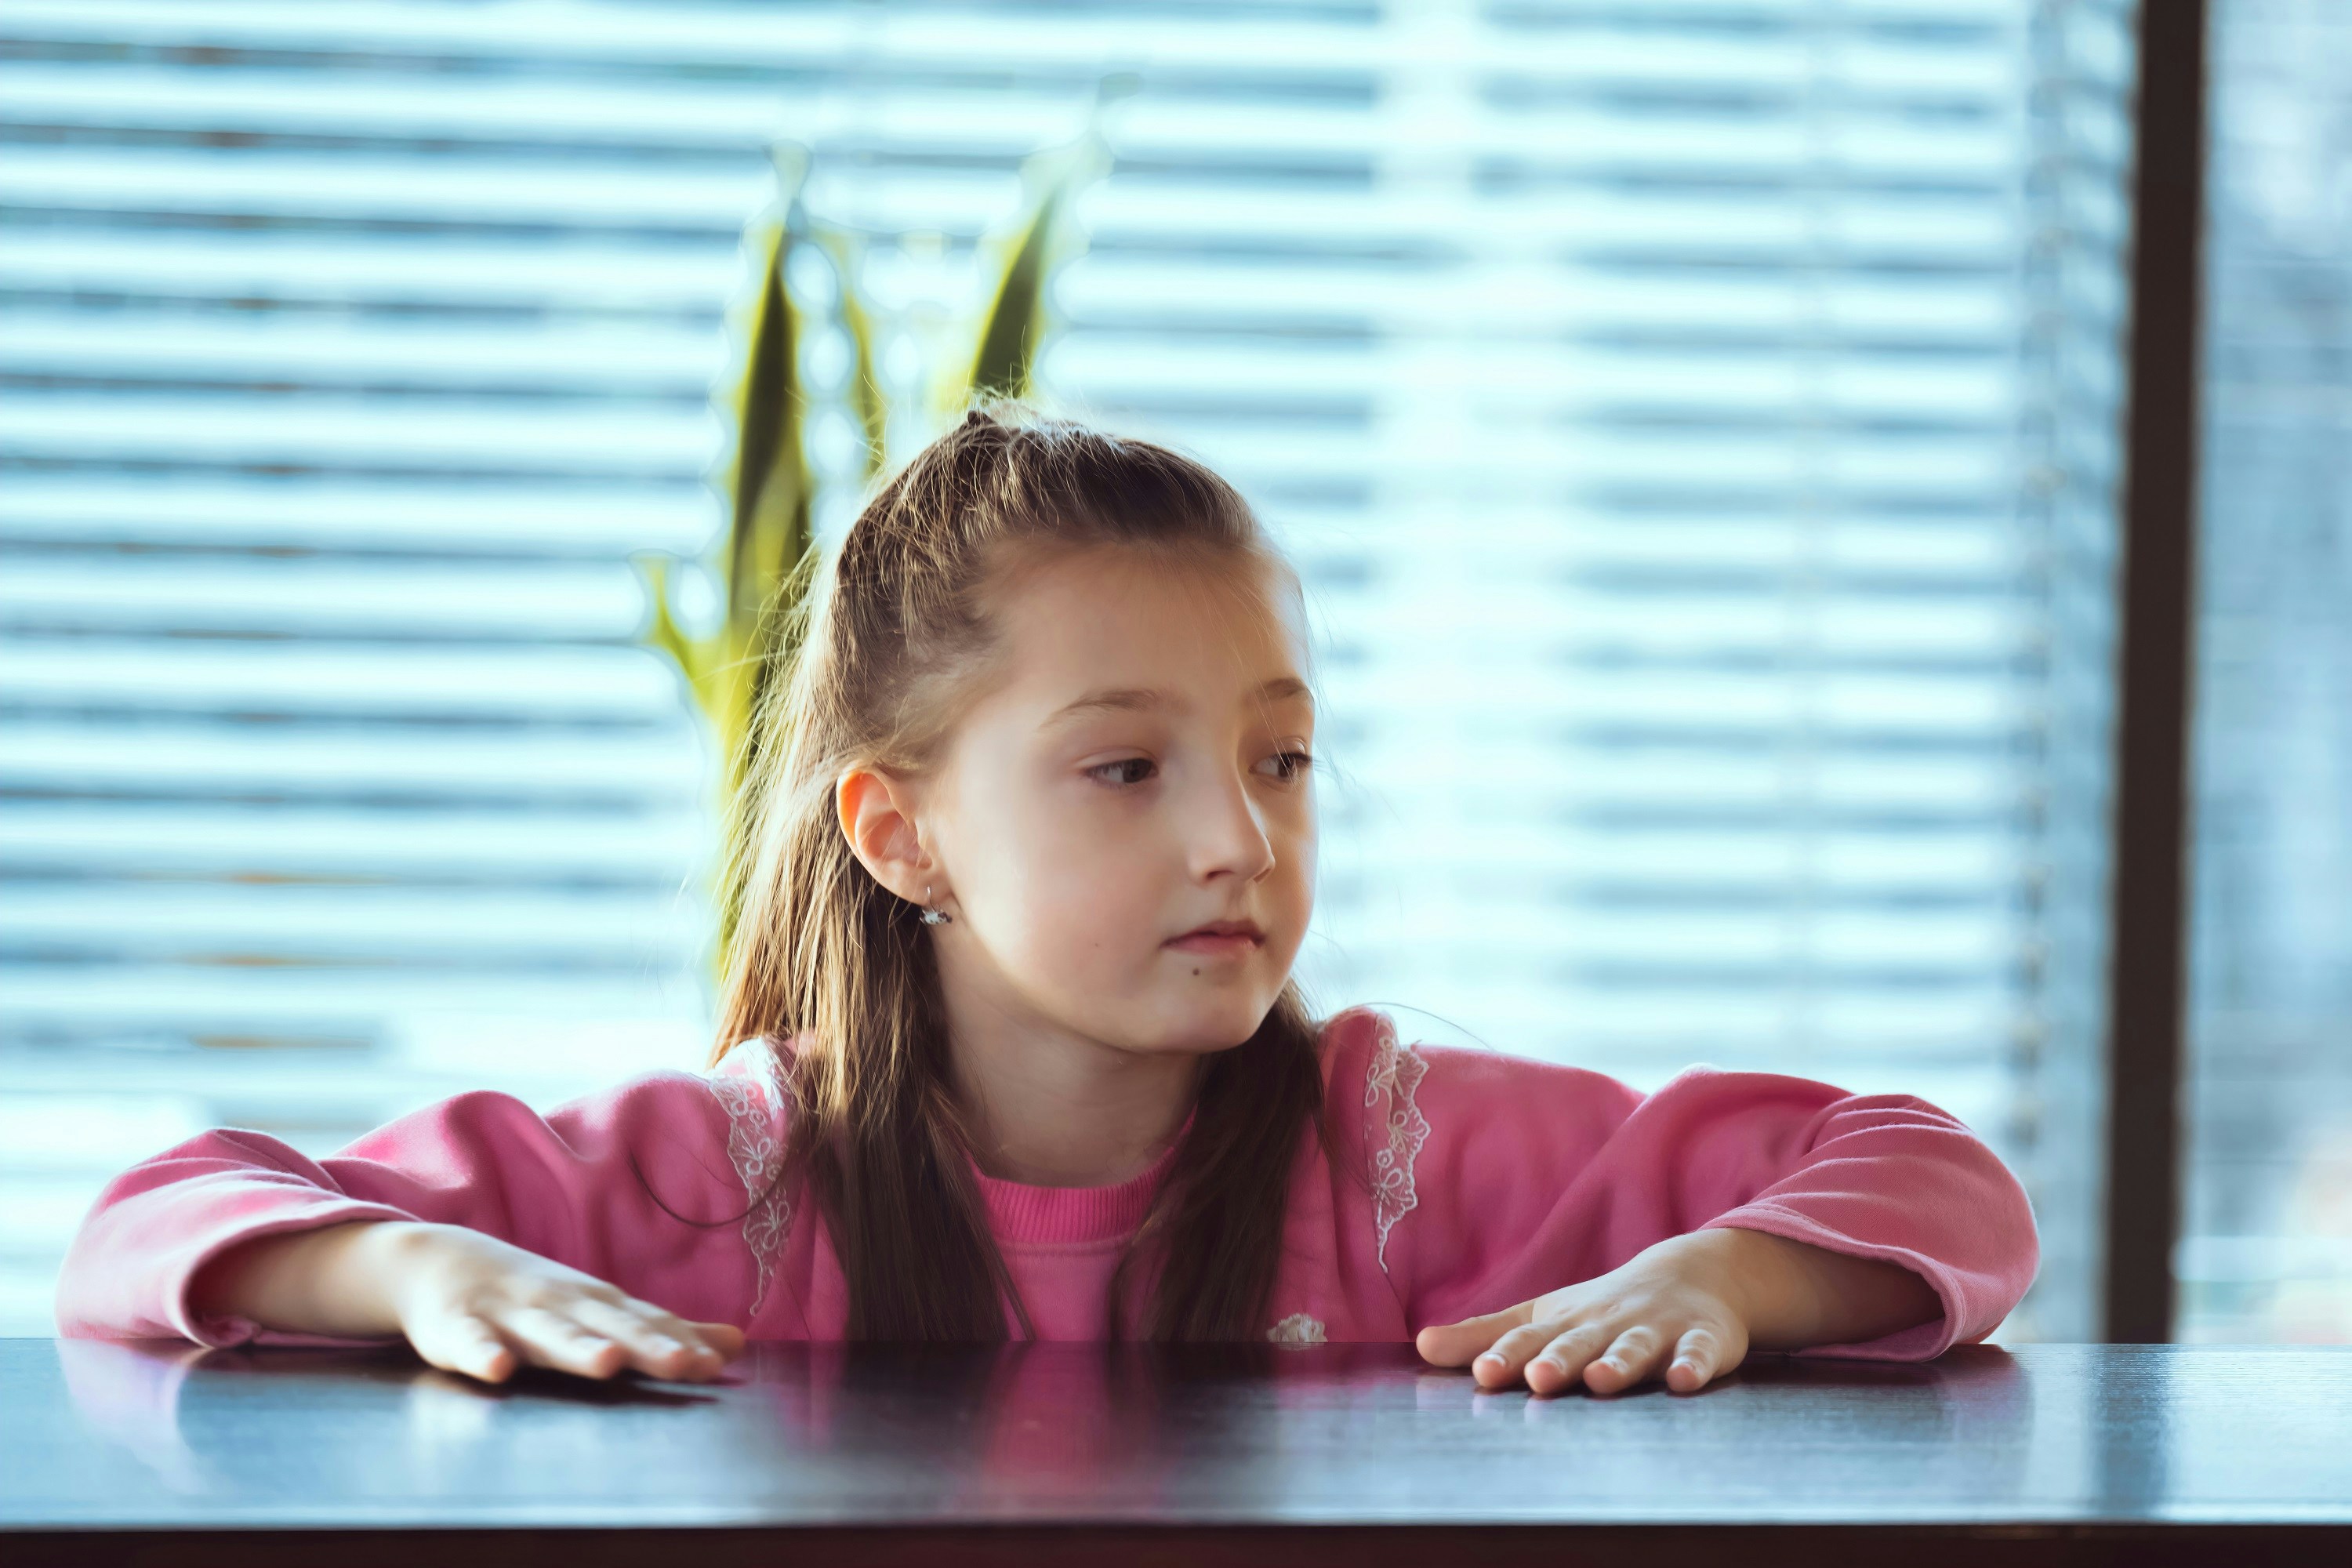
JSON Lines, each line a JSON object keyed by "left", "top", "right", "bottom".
{"left": 891, "top": 544, "right": 1316, "bottom": 1059}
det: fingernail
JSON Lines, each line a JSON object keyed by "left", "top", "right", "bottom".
{"left": 1476, "top": 1352, "right": 1504, "bottom": 1367}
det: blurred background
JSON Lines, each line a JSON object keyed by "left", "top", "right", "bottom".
{"left": 0, "top": 0, "right": 2342, "bottom": 1345}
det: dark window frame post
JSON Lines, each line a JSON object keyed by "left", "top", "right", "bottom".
{"left": 2102, "top": 0, "right": 2209, "bottom": 1345}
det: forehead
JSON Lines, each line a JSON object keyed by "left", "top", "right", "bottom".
{"left": 983, "top": 545, "right": 1308, "bottom": 705}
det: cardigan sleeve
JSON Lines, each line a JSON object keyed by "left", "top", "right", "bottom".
{"left": 52, "top": 1046, "right": 780, "bottom": 1352}
{"left": 1324, "top": 1007, "right": 2040, "bottom": 1359}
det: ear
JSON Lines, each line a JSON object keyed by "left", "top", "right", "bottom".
{"left": 836, "top": 766, "right": 940, "bottom": 906}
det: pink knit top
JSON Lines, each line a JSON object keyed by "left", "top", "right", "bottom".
{"left": 53, "top": 1004, "right": 2039, "bottom": 1358}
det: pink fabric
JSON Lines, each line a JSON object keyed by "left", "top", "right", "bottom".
{"left": 53, "top": 1004, "right": 2038, "bottom": 1357}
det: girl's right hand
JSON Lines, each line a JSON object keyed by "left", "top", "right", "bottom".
{"left": 380, "top": 1222, "right": 747, "bottom": 1385}
{"left": 191, "top": 1219, "right": 746, "bottom": 1386}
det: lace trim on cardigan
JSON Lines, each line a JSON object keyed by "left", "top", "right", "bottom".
{"left": 1266, "top": 1312, "right": 1327, "bottom": 1346}
{"left": 1361, "top": 1015, "right": 1432, "bottom": 1275}
{"left": 706, "top": 1036, "right": 793, "bottom": 1318}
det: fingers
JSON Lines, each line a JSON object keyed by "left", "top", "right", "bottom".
{"left": 692, "top": 1319, "right": 749, "bottom": 1359}
{"left": 411, "top": 1301, "right": 746, "bottom": 1388}
{"left": 499, "top": 1305, "right": 634, "bottom": 1379}
{"left": 1666, "top": 1326, "right": 1724, "bottom": 1393}
{"left": 409, "top": 1312, "right": 518, "bottom": 1385}
{"left": 1515, "top": 1323, "right": 1613, "bottom": 1396}
{"left": 565, "top": 1298, "right": 731, "bottom": 1381}
{"left": 1444, "top": 1311, "right": 1735, "bottom": 1397}
{"left": 1579, "top": 1325, "right": 1667, "bottom": 1396}
{"left": 1414, "top": 1301, "right": 1533, "bottom": 1367}
{"left": 1467, "top": 1314, "right": 1604, "bottom": 1392}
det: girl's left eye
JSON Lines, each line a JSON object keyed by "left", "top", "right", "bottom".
{"left": 1083, "top": 751, "right": 1314, "bottom": 789}
{"left": 1087, "top": 757, "right": 1157, "bottom": 788}
{"left": 1259, "top": 749, "right": 1314, "bottom": 783}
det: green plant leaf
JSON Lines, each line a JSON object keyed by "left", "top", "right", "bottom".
{"left": 969, "top": 186, "right": 1057, "bottom": 400}
{"left": 728, "top": 215, "right": 802, "bottom": 634}
{"left": 813, "top": 227, "right": 890, "bottom": 480}
{"left": 967, "top": 127, "right": 1113, "bottom": 402}
{"left": 629, "top": 552, "right": 699, "bottom": 687}
{"left": 634, "top": 115, "right": 1110, "bottom": 982}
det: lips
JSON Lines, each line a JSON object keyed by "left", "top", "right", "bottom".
{"left": 1171, "top": 920, "right": 1265, "bottom": 944}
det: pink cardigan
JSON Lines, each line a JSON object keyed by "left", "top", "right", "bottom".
{"left": 53, "top": 1004, "right": 2039, "bottom": 1357}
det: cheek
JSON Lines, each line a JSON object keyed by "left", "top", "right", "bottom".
{"left": 1287, "top": 809, "right": 1317, "bottom": 887}
{"left": 1271, "top": 805, "right": 1316, "bottom": 904}
{"left": 995, "top": 805, "right": 1163, "bottom": 966}
{"left": 1274, "top": 843, "right": 1316, "bottom": 961}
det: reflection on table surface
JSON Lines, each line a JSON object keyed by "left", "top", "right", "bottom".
{"left": 6, "top": 1338, "right": 2350, "bottom": 1528}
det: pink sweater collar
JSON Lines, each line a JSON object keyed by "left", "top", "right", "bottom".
{"left": 757, "top": 1033, "right": 1199, "bottom": 1247}
{"left": 966, "top": 1106, "right": 1196, "bottom": 1246}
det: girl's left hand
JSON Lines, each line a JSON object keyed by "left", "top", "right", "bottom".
{"left": 1414, "top": 1229, "right": 1764, "bottom": 1397}
{"left": 1415, "top": 1225, "right": 1942, "bottom": 1397}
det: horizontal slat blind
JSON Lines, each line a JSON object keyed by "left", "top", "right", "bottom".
{"left": 0, "top": 0, "right": 2134, "bottom": 1338}
{"left": 2179, "top": 0, "right": 2352, "bottom": 1344}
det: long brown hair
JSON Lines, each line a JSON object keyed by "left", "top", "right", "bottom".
{"left": 706, "top": 397, "right": 1353, "bottom": 1341}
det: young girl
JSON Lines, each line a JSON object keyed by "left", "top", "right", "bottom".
{"left": 55, "top": 403, "right": 2038, "bottom": 1399}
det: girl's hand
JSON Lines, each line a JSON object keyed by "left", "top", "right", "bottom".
{"left": 1413, "top": 1226, "right": 1941, "bottom": 1397}
{"left": 190, "top": 1219, "right": 746, "bottom": 1386}
{"left": 1414, "top": 1229, "right": 1752, "bottom": 1396}
{"left": 382, "top": 1222, "right": 746, "bottom": 1386}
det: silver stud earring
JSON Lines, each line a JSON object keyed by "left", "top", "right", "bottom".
{"left": 918, "top": 884, "right": 953, "bottom": 925}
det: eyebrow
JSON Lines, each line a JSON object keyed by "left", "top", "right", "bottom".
{"left": 1040, "top": 676, "right": 1313, "bottom": 731}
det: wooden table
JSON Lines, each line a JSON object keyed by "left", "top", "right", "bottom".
{"left": 5, "top": 1336, "right": 2348, "bottom": 1565}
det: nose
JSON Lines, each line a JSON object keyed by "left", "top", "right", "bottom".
{"left": 1186, "top": 760, "right": 1278, "bottom": 886}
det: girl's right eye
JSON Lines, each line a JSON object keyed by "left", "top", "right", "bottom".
{"left": 1087, "top": 757, "right": 1156, "bottom": 788}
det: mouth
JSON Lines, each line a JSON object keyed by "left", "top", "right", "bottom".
{"left": 1167, "top": 920, "right": 1266, "bottom": 955}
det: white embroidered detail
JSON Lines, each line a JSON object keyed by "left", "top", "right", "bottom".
{"left": 1361, "top": 1016, "right": 1431, "bottom": 1276}
{"left": 1266, "top": 1312, "right": 1327, "bottom": 1347}
{"left": 706, "top": 1036, "right": 792, "bottom": 1318}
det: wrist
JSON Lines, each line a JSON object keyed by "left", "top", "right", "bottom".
{"left": 339, "top": 1220, "right": 452, "bottom": 1323}
{"left": 1651, "top": 1225, "right": 1803, "bottom": 1342}
{"left": 191, "top": 1218, "right": 431, "bottom": 1337}
{"left": 1682, "top": 1223, "right": 1943, "bottom": 1351}
{"left": 1682, "top": 1225, "right": 1823, "bottom": 1347}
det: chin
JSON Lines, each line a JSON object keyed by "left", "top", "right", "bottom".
{"left": 1157, "top": 993, "right": 1276, "bottom": 1052}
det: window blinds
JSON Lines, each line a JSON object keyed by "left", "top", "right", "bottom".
{"left": 2179, "top": 0, "right": 2352, "bottom": 1344}
{"left": 0, "top": 0, "right": 2136, "bottom": 1338}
